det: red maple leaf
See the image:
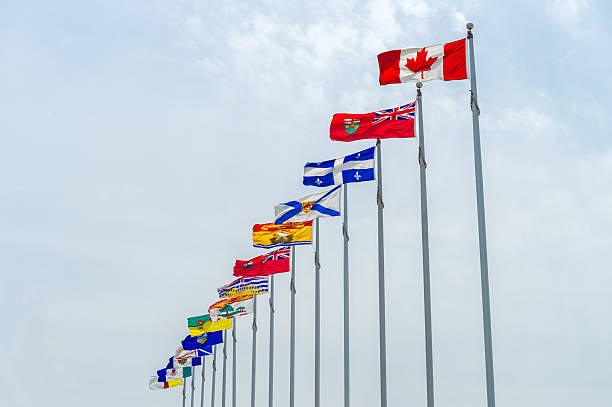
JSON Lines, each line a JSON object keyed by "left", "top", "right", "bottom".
{"left": 405, "top": 48, "right": 438, "bottom": 79}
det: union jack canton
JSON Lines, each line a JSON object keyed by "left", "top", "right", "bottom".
{"left": 372, "top": 102, "right": 416, "bottom": 125}
{"left": 263, "top": 247, "right": 291, "bottom": 263}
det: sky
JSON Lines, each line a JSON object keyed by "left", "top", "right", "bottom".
{"left": 1, "top": 0, "right": 611, "bottom": 406}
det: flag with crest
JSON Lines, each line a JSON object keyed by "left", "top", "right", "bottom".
{"left": 275, "top": 186, "right": 341, "bottom": 224}
{"left": 209, "top": 295, "right": 254, "bottom": 322}
{"left": 234, "top": 247, "right": 291, "bottom": 277}
{"left": 330, "top": 103, "right": 415, "bottom": 142}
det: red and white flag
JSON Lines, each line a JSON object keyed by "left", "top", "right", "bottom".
{"left": 377, "top": 38, "right": 467, "bottom": 85}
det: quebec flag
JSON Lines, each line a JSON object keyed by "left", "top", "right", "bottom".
{"left": 303, "top": 146, "right": 375, "bottom": 187}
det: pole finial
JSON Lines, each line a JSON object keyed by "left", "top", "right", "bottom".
{"left": 416, "top": 82, "right": 423, "bottom": 89}
{"left": 466, "top": 22, "right": 474, "bottom": 30}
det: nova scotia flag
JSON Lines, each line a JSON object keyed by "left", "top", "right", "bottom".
{"left": 303, "top": 146, "right": 375, "bottom": 187}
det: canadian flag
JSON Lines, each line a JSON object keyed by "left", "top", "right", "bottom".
{"left": 377, "top": 38, "right": 468, "bottom": 84}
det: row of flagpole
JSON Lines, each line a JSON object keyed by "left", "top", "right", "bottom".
{"left": 166, "top": 22, "right": 494, "bottom": 407}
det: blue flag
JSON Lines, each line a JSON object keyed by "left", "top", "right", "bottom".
{"left": 181, "top": 331, "right": 222, "bottom": 350}
{"left": 303, "top": 146, "right": 375, "bottom": 187}
{"left": 165, "top": 355, "right": 204, "bottom": 370}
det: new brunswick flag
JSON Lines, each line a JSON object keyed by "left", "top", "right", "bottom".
{"left": 187, "top": 314, "right": 232, "bottom": 337}
{"left": 252, "top": 221, "right": 313, "bottom": 249}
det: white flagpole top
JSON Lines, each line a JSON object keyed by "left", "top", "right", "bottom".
{"left": 416, "top": 82, "right": 423, "bottom": 89}
{"left": 466, "top": 22, "right": 474, "bottom": 30}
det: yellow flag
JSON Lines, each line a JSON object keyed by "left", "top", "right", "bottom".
{"left": 188, "top": 316, "right": 232, "bottom": 337}
{"left": 166, "top": 378, "right": 183, "bottom": 388}
{"left": 252, "top": 221, "right": 313, "bottom": 248}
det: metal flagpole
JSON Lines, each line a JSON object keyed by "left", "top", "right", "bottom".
{"left": 342, "top": 184, "right": 350, "bottom": 407}
{"left": 251, "top": 295, "right": 258, "bottom": 407}
{"left": 268, "top": 274, "right": 275, "bottom": 407}
{"left": 182, "top": 377, "right": 187, "bottom": 407}
{"left": 314, "top": 217, "right": 321, "bottom": 407}
{"left": 211, "top": 346, "right": 217, "bottom": 407}
{"left": 200, "top": 357, "right": 206, "bottom": 407}
{"left": 375, "top": 139, "right": 387, "bottom": 407}
{"left": 191, "top": 366, "right": 196, "bottom": 407}
{"left": 466, "top": 22, "right": 496, "bottom": 407}
{"left": 289, "top": 246, "right": 296, "bottom": 407}
{"left": 222, "top": 331, "right": 227, "bottom": 407}
{"left": 232, "top": 324, "right": 237, "bottom": 407}
{"left": 416, "top": 82, "right": 435, "bottom": 407}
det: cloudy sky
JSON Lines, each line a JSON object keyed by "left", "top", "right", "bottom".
{"left": 1, "top": 0, "right": 611, "bottom": 406}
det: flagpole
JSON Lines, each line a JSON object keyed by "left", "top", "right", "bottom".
{"left": 268, "top": 274, "right": 275, "bottom": 407}
{"left": 200, "top": 358, "right": 206, "bottom": 407}
{"left": 342, "top": 184, "right": 350, "bottom": 407}
{"left": 222, "top": 330, "right": 227, "bottom": 407}
{"left": 211, "top": 346, "right": 217, "bottom": 407}
{"left": 289, "top": 245, "right": 296, "bottom": 407}
{"left": 466, "top": 22, "right": 496, "bottom": 407}
{"left": 191, "top": 366, "right": 196, "bottom": 407}
{"left": 314, "top": 217, "right": 321, "bottom": 407}
{"left": 251, "top": 295, "right": 258, "bottom": 407}
{"left": 375, "top": 139, "right": 387, "bottom": 407}
{"left": 416, "top": 82, "right": 435, "bottom": 407}
{"left": 232, "top": 323, "right": 237, "bottom": 407}
{"left": 182, "top": 377, "right": 187, "bottom": 407}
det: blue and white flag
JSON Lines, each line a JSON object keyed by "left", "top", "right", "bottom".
{"left": 156, "top": 366, "right": 192, "bottom": 382}
{"left": 274, "top": 186, "right": 341, "bottom": 224}
{"left": 166, "top": 356, "right": 203, "bottom": 369}
{"left": 303, "top": 146, "right": 375, "bottom": 187}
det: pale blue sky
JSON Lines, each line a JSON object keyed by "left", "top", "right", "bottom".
{"left": 1, "top": 1, "right": 611, "bottom": 406}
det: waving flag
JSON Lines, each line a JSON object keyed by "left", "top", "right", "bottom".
{"left": 378, "top": 38, "right": 467, "bottom": 84}
{"left": 157, "top": 367, "right": 192, "bottom": 383}
{"left": 330, "top": 103, "right": 415, "bottom": 142}
{"left": 157, "top": 367, "right": 191, "bottom": 382}
{"left": 175, "top": 347, "right": 212, "bottom": 360}
{"left": 166, "top": 355, "right": 203, "bottom": 369}
{"left": 181, "top": 332, "right": 223, "bottom": 350}
{"left": 209, "top": 295, "right": 254, "bottom": 322}
{"left": 149, "top": 376, "right": 182, "bottom": 390}
{"left": 234, "top": 247, "right": 290, "bottom": 277}
{"left": 217, "top": 276, "right": 269, "bottom": 298}
{"left": 253, "top": 221, "right": 313, "bottom": 248}
{"left": 275, "top": 186, "right": 341, "bottom": 224}
{"left": 303, "top": 147, "right": 374, "bottom": 187}
{"left": 187, "top": 314, "right": 232, "bottom": 337}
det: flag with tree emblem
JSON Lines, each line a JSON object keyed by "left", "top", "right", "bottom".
{"left": 208, "top": 295, "right": 254, "bottom": 322}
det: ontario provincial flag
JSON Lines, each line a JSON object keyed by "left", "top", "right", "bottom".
{"left": 304, "top": 147, "right": 374, "bottom": 187}
{"left": 378, "top": 38, "right": 467, "bottom": 84}
{"left": 330, "top": 102, "right": 415, "bottom": 142}
{"left": 234, "top": 247, "right": 290, "bottom": 277}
